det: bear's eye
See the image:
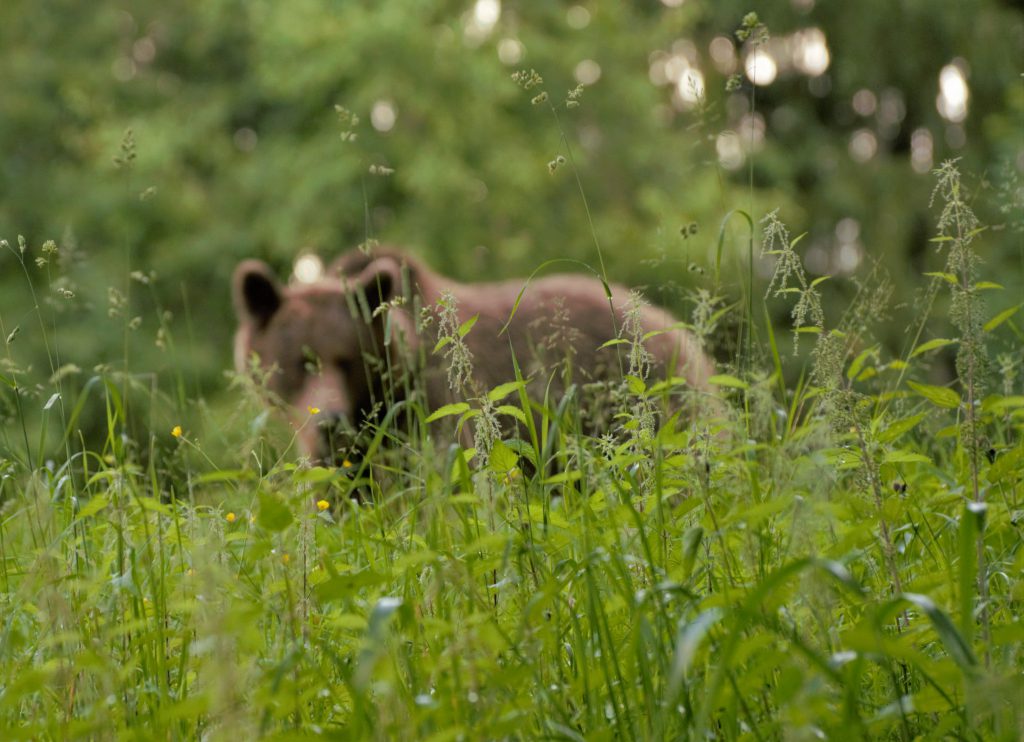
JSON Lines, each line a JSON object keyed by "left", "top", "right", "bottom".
{"left": 333, "top": 357, "right": 352, "bottom": 374}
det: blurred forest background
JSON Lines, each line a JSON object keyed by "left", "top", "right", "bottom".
{"left": 1, "top": 0, "right": 1021, "bottom": 449}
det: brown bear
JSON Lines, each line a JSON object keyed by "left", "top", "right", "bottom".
{"left": 233, "top": 247, "right": 714, "bottom": 463}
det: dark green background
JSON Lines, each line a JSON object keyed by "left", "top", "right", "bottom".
{"left": 1, "top": 0, "right": 1021, "bottom": 454}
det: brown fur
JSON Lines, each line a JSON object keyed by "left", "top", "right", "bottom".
{"left": 233, "top": 247, "right": 713, "bottom": 461}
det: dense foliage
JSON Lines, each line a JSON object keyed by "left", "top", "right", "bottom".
{"left": 1, "top": 1, "right": 1022, "bottom": 739}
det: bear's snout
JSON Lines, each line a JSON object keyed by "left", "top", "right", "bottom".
{"left": 308, "top": 411, "right": 354, "bottom": 464}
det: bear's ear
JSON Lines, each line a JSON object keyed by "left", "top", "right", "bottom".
{"left": 233, "top": 260, "right": 282, "bottom": 328}
{"left": 352, "top": 256, "right": 403, "bottom": 315}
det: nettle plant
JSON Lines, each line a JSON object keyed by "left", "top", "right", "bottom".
{"left": 761, "top": 158, "right": 1021, "bottom": 665}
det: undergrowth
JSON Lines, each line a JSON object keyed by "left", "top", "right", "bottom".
{"left": 1, "top": 33, "right": 1022, "bottom": 742}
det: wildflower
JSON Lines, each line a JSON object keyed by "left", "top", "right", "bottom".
{"left": 307, "top": 406, "right": 320, "bottom": 415}
{"left": 225, "top": 512, "right": 237, "bottom": 523}
{"left": 316, "top": 499, "right": 330, "bottom": 511}
{"left": 342, "top": 459, "right": 353, "bottom": 469}
{"left": 171, "top": 425, "right": 182, "bottom": 438}
{"left": 281, "top": 553, "right": 291, "bottom": 565}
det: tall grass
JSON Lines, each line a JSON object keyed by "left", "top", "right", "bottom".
{"left": 1, "top": 51, "right": 1022, "bottom": 742}
{"left": 2, "top": 165, "right": 1022, "bottom": 741}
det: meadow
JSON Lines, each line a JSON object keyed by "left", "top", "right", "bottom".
{"left": 1, "top": 5, "right": 1023, "bottom": 739}
{"left": 1, "top": 149, "right": 1022, "bottom": 740}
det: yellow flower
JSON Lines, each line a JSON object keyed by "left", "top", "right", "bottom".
{"left": 316, "top": 499, "right": 330, "bottom": 511}
{"left": 281, "top": 553, "right": 290, "bottom": 565}
{"left": 308, "top": 406, "right": 320, "bottom": 415}
{"left": 342, "top": 459, "right": 353, "bottom": 469}
{"left": 171, "top": 425, "right": 182, "bottom": 438}
{"left": 225, "top": 512, "right": 236, "bottom": 523}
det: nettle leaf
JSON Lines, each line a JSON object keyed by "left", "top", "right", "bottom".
{"left": 987, "top": 444, "right": 1023, "bottom": 485}
{"left": 924, "top": 271, "right": 958, "bottom": 285}
{"left": 487, "top": 380, "right": 525, "bottom": 403}
{"left": 458, "top": 314, "right": 479, "bottom": 338}
{"left": 626, "top": 375, "right": 646, "bottom": 395}
{"left": 425, "top": 402, "right": 470, "bottom": 423}
{"left": 488, "top": 440, "right": 518, "bottom": 475}
{"left": 882, "top": 449, "right": 932, "bottom": 465}
{"left": 315, "top": 570, "right": 388, "bottom": 603}
{"left": 876, "top": 413, "right": 926, "bottom": 444}
{"left": 910, "top": 338, "right": 956, "bottom": 358}
{"left": 496, "top": 405, "right": 528, "bottom": 424}
{"left": 907, "top": 380, "right": 961, "bottom": 409}
{"left": 983, "top": 304, "right": 1020, "bottom": 333}
{"left": 257, "top": 490, "right": 293, "bottom": 532}
{"left": 846, "top": 346, "right": 878, "bottom": 381}
{"left": 75, "top": 495, "right": 109, "bottom": 521}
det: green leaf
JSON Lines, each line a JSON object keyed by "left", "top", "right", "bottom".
{"left": 195, "top": 469, "right": 254, "bottom": 484}
{"left": 315, "top": 569, "right": 387, "bottom": 602}
{"left": 910, "top": 338, "right": 956, "bottom": 358}
{"left": 458, "top": 314, "right": 479, "bottom": 338}
{"left": 496, "top": 405, "right": 528, "bottom": 424}
{"left": 488, "top": 440, "right": 518, "bottom": 474}
{"left": 425, "top": 402, "right": 471, "bottom": 423}
{"left": 987, "top": 443, "right": 1023, "bottom": 484}
{"left": 75, "top": 495, "right": 109, "bottom": 520}
{"left": 907, "top": 380, "right": 961, "bottom": 409}
{"left": 598, "top": 338, "right": 629, "bottom": 349}
{"left": 890, "top": 593, "right": 977, "bottom": 671}
{"left": 924, "top": 271, "right": 958, "bottom": 285}
{"left": 257, "top": 491, "right": 293, "bottom": 532}
{"left": 876, "top": 413, "right": 925, "bottom": 444}
{"left": 136, "top": 497, "right": 171, "bottom": 514}
{"left": 846, "top": 345, "right": 877, "bottom": 381}
{"left": 294, "top": 466, "right": 342, "bottom": 484}
{"left": 487, "top": 380, "right": 525, "bottom": 403}
{"left": 882, "top": 450, "right": 932, "bottom": 465}
{"left": 666, "top": 608, "right": 721, "bottom": 703}
{"left": 810, "top": 274, "right": 831, "bottom": 288}
{"left": 681, "top": 526, "right": 703, "bottom": 580}
{"left": 983, "top": 304, "right": 1020, "bottom": 332}
{"left": 707, "top": 374, "right": 749, "bottom": 390}
{"left": 974, "top": 281, "right": 1003, "bottom": 290}
{"left": 626, "top": 375, "right": 646, "bottom": 395}
{"left": 431, "top": 335, "right": 453, "bottom": 353}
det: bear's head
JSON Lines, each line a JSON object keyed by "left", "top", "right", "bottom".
{"left": 232, "top": 255, "right": 417, "bottom": 463}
